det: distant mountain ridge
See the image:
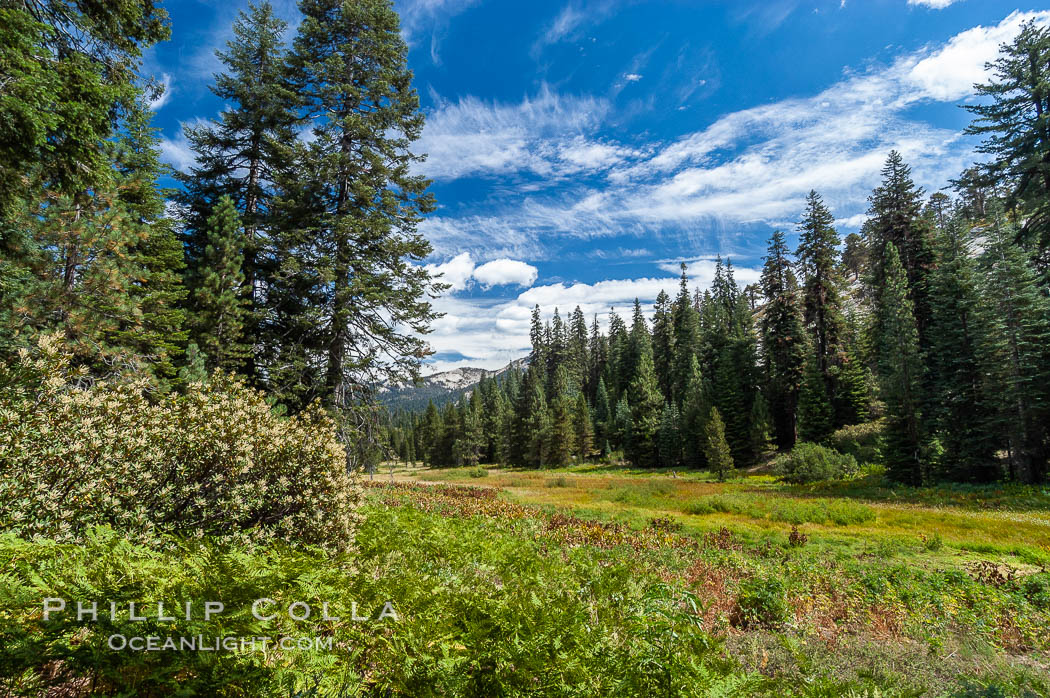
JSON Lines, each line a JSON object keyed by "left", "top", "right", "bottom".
{"left": 380, "top": 358, "right": 526, "bottom": 411}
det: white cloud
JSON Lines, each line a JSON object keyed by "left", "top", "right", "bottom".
{"left": 558, "top": 137, "right": 639, "bottom": 171}
{"left": 835, "top": 213, "right": 869, "bottom": 229}
{"left": 420, "top": 264, "right": 761, "bottom": 373}
{"left": 417, "top": 86, "right": 610, "bottom": 180}
{"left": 397, "top": 0, "right": 480, "bottom": 39}
{"left": 159, "top": 121, "right": 204, "bottom": 172}
{"left": 473, "top": 259, "right": 539, "bottom": 288}
{"left": 624, "top": 73, "right": 643, "bottom": 82}
{"left": 418, "top": 11, "right": 1049, "bottom": 264}
{"left": 905, "top": 10, "right": 1042, "bottom": 100}
{"left": 422, "top": 253, "right": 539, "bottom": 292}
{"left": 148, "top": 74, "right": 173, "bottom": 110}
{"left": 425, "top": 252, "right": 476, "bottom": 291}
{"left": 907, "top": 0, "right": 962, "bottom": 9}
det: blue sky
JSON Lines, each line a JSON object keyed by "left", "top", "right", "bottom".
{"left": 146, "top": 0, "right": 1050, "bottom": 373}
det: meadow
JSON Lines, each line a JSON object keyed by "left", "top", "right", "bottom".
{"left": 4, "top": 459, "right": 1050, "bottom": 695}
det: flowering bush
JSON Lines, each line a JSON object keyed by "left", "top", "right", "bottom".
{"left": 0, "top": 335, "right": 361, "bottom": 550}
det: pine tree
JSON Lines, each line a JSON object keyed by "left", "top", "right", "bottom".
{"left": 979, "top": 211, "right": 1050, "bottom": 484}
{"left": 658, "top": 402, "right": 682, "bottom": 468}
{"left": 876, "top": 243, "right": 926, "bottom": 485}
{"left": 965, "top": 19, "right": 1050, "bottom": 270}
{"left": 421, "top": 400, "right": 443, "bottom": 467}
{"left": 606, "top": 308, "right": 630, "bottom": 398}
{"left": 191, "top": 196, "right": 249, "bottom": 372}
{"left": 866, "top": 151, "right": 936, "bottom": 350}
{"left": 177, "top": 1, "right": 300, "bottom": 383}
{"left": 514, "top": 367, "right": 551, "bottom": 467}
{"left": 681, "top": 355, "right": 709, "bottom": 469}
{"left": 594, "top": 377, "right": 613, "bottom": 447}
{"left": 178, "top": 342, "right": 209, "bottom": 385}
{"left": 703, "top": 407, "right": 734, "bottom": 482}
{"left": 796, "top": 190, "right": 845, "bottom": 420}
{"left": 626, "top": 350, "right": 662, "bottom": 467}
{"left": 453, "top": 393, "right": 485, "bottom": 467}
{"left": 0, "top": 0, "right": 169, "bottom": 220}
{"left": 549, "top": 393, "right": 577, "bottom": 468}
{"left": 587, "top": 314, "right": 608, "bottom": 402}
{"left": 671, "top": 264, "right": 702, "bottom": 403}
{"left": 572, "top": 392, "right": 595, "bottom": 460}
{"left": 841, "top": 232, "right": 868, "bottom": 282}
{"left": 568, "top": 306, "right": 589, "bottom": 391}
{"left": 613, "top": 396, "right": 633, "bottom": 453}
{"left": 761, "top": 230, "right": 806, "bottom": 450}
{"left": 926, "top": 210, "right": 1000, "bottom": 482}
{"left": 651, "top": 290, "right": 675, "bottom": 399}
{"left": 276, "top": 0, "right": 442, "bottom": 409}
{"left": 798, "top": 353, "right": 833, "bottom": 444}
{"left": 8, "top": 99, "right": 187, "bottom": 378}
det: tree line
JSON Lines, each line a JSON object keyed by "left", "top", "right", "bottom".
{"left": 0, "top": 0, "right": 442, "bottom": 444}
{"left": 390, "top": 21, "right": 1050, "bottom": 485}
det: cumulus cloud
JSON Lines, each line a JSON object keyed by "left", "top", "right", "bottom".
{"left": 420, "top": 263, "right": 761, "bottom": 373}
{"left": 623, "top": 73, "right": 643, "bottom": 82}
{"left": 473, "top": 259, "right": 539, "bottom": 288}
{"left": 425, "top": 252, "right": 476, "bottom": 291}
{"left": 905, "top": 10, "right": 1038, "bottom": 100}
{"left": 422, "top": 253, "right": 539, "bottom": 292}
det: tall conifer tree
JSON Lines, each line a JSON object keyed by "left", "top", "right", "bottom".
{"left": 761, "top": 230, "right": 806, "bottom": 450}
{"left": 876, "top": 243, "right": 926, "bottom": 485}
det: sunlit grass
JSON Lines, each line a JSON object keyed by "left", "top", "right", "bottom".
{"left": 387, "top": 462, "right": 1050, "bottom": 567}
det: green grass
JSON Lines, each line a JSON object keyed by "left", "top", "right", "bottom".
{"left": 4, "top": 483, "right": 1049, "bottom": 696}
{"left": 683, "top": 493, "right": 877, "bottom": 526}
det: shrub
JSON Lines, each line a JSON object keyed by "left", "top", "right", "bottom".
{"left": 469, "top": 466, "right": 488, "bottom": 478}
{"left": 1021, "top": 574, "right": 1050, "bottom": 611}
{"left": 775, "top": 442, "right": 859, "bottom": 484}
{"left": 829, "top": 420, "right": 883, "bottom": 464}
{"left": 733, "top": 574, "right": 790, "bottom": 629}
{"left": 0, "top": 335, "right": 361, "bottom": 551}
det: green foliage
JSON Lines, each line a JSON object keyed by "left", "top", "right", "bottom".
{"left": 761, "top": 229, "right": 806, "bottom": 451}
{"left": 876, "top": 243, "right": 926, "bottom": 485}
{"left": 796, "top": 190, "right": 846, "bottom": 419}
{"left": 190, "top": 195, "right": 249, "bottom": 372}
{"left": 0, "top": 2, "right": 169, "bottom": 218}
{"left": 0, "top": 335, "right": 360, "bottom": 550}
{"left": 776, "top": 442, "right": 859, "bottom": 484}
{"left": 0, "top": 499, "right": 746, "bottom": 697}
{"left": 829, "top": 421, "right": 883, "bottom": 465}
{"left": 626, "top": 350, "right": 662, "bottom": 467}
{"left": 734, "top": 575, "right": 790, "bottom": 629}
{"left": 965, "top": 19, "right": 1050, "bottom": 267}
{"left": 703, "top": 407, "right": 734, "bottom": 481}
{"left": 798, "top": 353, "right": 834, "bottom": 444}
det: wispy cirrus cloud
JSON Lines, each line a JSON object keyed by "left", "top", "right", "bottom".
{"left": 418, "top": 9, "right": 1049, "bottom": 266}
{"left": 908, "top": 0, "right": 963, "bottom": 9}
{"left": 416, "top": 85, "right": 613, "bottom": 181}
